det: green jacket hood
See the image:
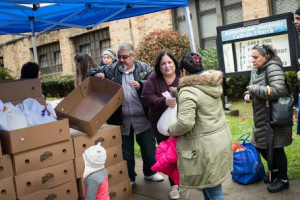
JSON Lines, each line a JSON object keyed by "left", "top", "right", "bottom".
{"left": 179, "top": 70, "right": 223, "bottom": 99}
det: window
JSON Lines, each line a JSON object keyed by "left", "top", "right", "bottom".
{"left": 37, "top": 42, "right": 62, "bottom": 75}
{"left": 0, "top": 57, "right": 3, "bottom": 67}
{"left": 223, "top": 0, "right": 243, "bottom": 25}
{"left": 173, "top": 8, "right": 189, "bottom": 35}
{"left": 39, "top": 54, "right": 48, "bottom": 68}
{"left": 271, "top": 0, "right": 300, "bottom": 15}
{"left": 54, "top": 51, "right": 61, "bottom": 66}
{"left": 79, "top": 44, "right": 91, "bottom": 56}
{"left": 73, "top": 28, "right": 111, "bottom": 64}
{"left": 173, "top": 0, "right": 243, "bottom": 49}
{"left": 100, "top": 39, "right": 111, "bottom": 55}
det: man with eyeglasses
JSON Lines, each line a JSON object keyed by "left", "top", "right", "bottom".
{"left": 89, "top": 43, "right": 164, "bottom": 186}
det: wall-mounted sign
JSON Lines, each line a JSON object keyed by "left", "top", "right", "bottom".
{"left": 221, "top": 19, "right": 288, "bottom": 42}
{"left": 217, "top": 13, "right": 299, "bottom": 77}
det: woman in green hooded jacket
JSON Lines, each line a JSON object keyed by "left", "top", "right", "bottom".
{"left": 168, "top": 52, "right": 232, "bottom": 200}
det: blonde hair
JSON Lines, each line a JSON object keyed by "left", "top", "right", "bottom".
{"left": 74, "top": 53, "right": 98, "bottom": 87}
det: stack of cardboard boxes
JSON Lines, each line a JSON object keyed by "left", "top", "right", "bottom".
{"left": 55, "top": 77, "right": 132, "bottom": 200}
{"left": 0, "top": 77, "right": 132, "bottom": 200}
{"left": 70, "top": 125, "right": 131, "bottom": 200}
{"left": 0, "top": 79, "right": 78, "bottom": 200}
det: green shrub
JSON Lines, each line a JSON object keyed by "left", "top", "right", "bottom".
{"left": 41, "top": 75, "right": 75, "bottom": 97}
{"left": 0, "top": 67, "right": 15, "bottom": 81}
{"left": 226, "top": 76, "right": 250, "bottom": 98}
{"left": 197, "top": 48, "right": 219, "bottom": 70}
{"left": 285, "top": 71, "right": 298, "bottom": 103}
{"left": 135, "top": 29, "right": 190, "bottom": 67}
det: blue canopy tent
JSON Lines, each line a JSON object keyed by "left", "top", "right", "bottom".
{"left": 0, "top": 0, "right": 195, "bottom": 63}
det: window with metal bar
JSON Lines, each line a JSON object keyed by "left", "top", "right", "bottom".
{"left": 74, "top": 28, "right": 111, "bottom": 64}
{"left": 272, "top": 0, "right": 299, "bottom": 15}
{"left": 36, "top": 42, "right": 62, "bottom": 75}
{"left": 173, "top": 0, "right": 243, "bottom": 49}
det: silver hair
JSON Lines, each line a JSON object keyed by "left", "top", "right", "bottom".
{"left": 252, "top": 44, "right": 276, "bottom": 59}
{"left": 252, "top": 45, "right": 268, "bottom": 56}
{"left": 117, "top": 43, "right": 134, "bottom": 54}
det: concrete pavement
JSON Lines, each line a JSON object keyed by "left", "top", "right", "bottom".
{"left": 128, "top": 157, "right": 300, "bottom": 200}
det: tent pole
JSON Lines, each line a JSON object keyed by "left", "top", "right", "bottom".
{"left": 30, "top": 19, "right": 38, "bottom": 64}
{"left": 183, "top": 6, "right": 196, "bottom": 53}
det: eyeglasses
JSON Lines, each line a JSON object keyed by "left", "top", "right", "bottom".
{"left": 117, "top": 54, "right": 131, "bottom": 59}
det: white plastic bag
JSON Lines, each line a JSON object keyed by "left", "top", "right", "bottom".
{"left": 19, "top": 98, "right": 57, "bottom": 126}
{"left": 157, "top": 91, "right": 177, "bottom": 136}
{"left": 47, "top": 98, "right": 63, "bottom": 109}
{"left": 0, "top": 100, "right": 29, "bottom": 131}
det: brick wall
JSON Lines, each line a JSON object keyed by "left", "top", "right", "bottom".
{"left": 0, "top": 10, "right": 173, "bottom": 77}
{"left": 242, "top": 0, "right": 270, "bottom": 21}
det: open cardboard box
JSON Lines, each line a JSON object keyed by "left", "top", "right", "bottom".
{"left": 0, "top": 79, "right": 70, "bottom": 154}
{"left": 55, "top": 77, "right": 124, "bottom": 136}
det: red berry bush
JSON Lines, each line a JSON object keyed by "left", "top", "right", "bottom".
{"left": 135, "top": 29, "right": 190, "bottom": 67}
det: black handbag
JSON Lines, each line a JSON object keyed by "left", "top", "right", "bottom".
{"left": 265, "top": 67, "right": 294, "bottom": 126}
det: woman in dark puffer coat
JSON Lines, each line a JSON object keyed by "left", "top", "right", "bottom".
{"left": 244, "top": 44, "right": 292, "bottom": 193}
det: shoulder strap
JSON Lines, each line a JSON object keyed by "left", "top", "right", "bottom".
{"left": 264, "top": 65, "right": 292, "bottom": 96}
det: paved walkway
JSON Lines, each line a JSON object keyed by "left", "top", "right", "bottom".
{"left": 128, "top": 157, "right": 300, "bottom": 200}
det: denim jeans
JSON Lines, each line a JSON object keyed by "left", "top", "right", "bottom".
{"left": 122, "top": 125, "right": 157, "bottom": 182}
{"left": 202, "top": 184, "right": 225, "bottom": 200}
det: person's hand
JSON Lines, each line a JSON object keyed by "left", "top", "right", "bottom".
{"left": 244, "top": 94, "right": 251, "bottom": 103}
{"left": 130, "top": 80, "right": 140, "bottom": 90}
{"left": 169, "top": 87, "right": 176, "bottom": 96}
{"left": 95, "top": 73, "right": 105, "bottom": 80}
{"left": 166, "top": 98, "right": 176, "bottom": 108}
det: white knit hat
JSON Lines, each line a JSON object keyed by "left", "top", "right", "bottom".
{"left": 83, "top": 142, "right": 106, "bottom": 178}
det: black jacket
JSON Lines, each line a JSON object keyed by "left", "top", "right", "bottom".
{"left": 88, "top": 60, "right": 153, "bottom": 125}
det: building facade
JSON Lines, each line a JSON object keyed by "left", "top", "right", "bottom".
{"left": 0, "top": 0, "right": 299, "bottom": 77}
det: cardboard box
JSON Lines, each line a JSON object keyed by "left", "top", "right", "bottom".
{"left": 0, "top": 79, "right": 71, "bottom": 154}
{"left": 76, "top": 178, "right": 84, "bottom": 198}
{"left": 109, "top": 178, "right": 132, "bottom": 200}
{"left": 0, "top": 79, "right": 43, "bottom": 104}
{"left": 0, "top": 154, "right": 13, "bottom": 180}
{"left": 74, "top": 157, "right": 84, "bottom": 179}
{"left": 0, "top": 119, "right": 70, "bottom": 154}
{"left": 107, "top": 161, "right": 129, "bottom": 186}
{"left": 13, "top": 140, "right": 75, "bottom": 175}
{"left": 70, "top": 124, "right": 122, "bottom": 158}
{"left": 18, "top": 180, "right": 78, "bottom": 200}
{"left": 105, "top": 145, "right": 123, "bottom": 168}
{"left": 0, "top": 176, "right": 16, "bottom": 200}
{"left": 55, "top": 77, "right": 124, "bottom": 136}
{"left": 14, "top": 160, "right": 76, "bottom": 198}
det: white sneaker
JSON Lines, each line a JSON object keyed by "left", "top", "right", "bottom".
{"left": 169, "top": 185, "right": 180, "bottom": 199}
{"left": 131, "top": 181, "right": 135, "bottom": 186}
{"left": 144, "top": 173, "right": 164, "bottom": 182}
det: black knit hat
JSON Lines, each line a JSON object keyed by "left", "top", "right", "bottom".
{"left": 295, "top": 7, "right": 300, "bottom": 15}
